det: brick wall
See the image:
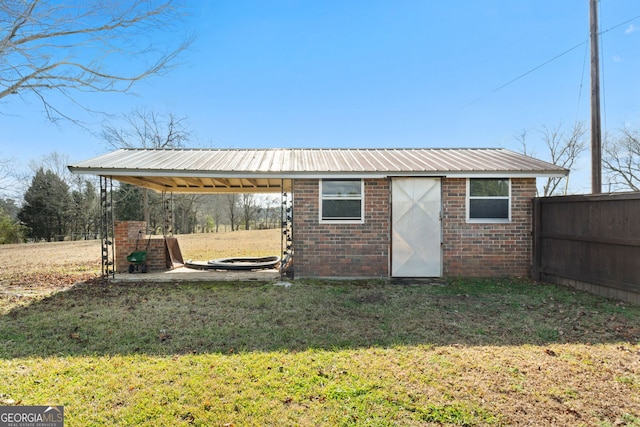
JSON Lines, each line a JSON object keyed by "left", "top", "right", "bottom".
{"left": 114, "top": 221, "right": 168, "bottom": 273}
{"left": 292, "top": 177, "right": 536, "bottom": 278}
{"left": 292, "top": 178, "right": 389, "bottom": 277}
{"left": 441, "top": 177, "right": 536, "bottom": 277}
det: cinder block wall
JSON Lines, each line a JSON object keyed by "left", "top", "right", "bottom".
{"left": 442, "top": 177, "right": 536, "bottom": 277}
{"left": 114, "top": 221, "right": 167, "bottom": 273}
{"left": 292, "top": 178, "right": 389, "bottom": 278}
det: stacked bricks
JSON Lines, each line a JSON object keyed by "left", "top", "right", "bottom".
{"left": 441, "top": 177, "right": 537, "bottom": 277}
{"left": 114, "top": 221, "right": 168, "bottom": 273}
{"left": 292, "top": 178, "right": 389, "bottom": 278}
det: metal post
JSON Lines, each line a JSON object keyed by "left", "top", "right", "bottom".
{"left": 163, "top": 191, "right": 174, "bottom": 236}
{"left": 280, "top": 180, "right": 293, "bottom": 280}
{"left": 100, "top": 176, "right": 115, "bottom": 278}
{"left": 280, "top": 185, "right": 284, "bottom": 281}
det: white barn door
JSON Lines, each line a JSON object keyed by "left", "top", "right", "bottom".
{"left": 391, "top": 178, "right": 442, "bottom": 277}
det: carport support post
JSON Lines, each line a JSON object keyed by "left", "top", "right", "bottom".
{"left": 280, "top": 181, "right": 293, "bottom": 280}
{"left": 162, "top": 191, "right": 174, "bottom": 236}
{"left": 100, "top": 176, "right": 115, "bottom": 278}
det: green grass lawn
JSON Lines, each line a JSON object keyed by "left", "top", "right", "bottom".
{"left": 1, "top": 278, "right": 639, "bottom": 426}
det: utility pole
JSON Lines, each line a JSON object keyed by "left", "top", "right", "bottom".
{"left": 590, "top": 0, "right": 602, "bottom": 194}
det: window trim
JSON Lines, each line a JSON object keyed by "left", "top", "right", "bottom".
{"left": 466, "top": 178, "right": 511, "bottom": 223}
{"left": 319, "top": 179, "right": 365, "bottom": 224}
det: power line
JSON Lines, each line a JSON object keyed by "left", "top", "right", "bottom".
{"left": 575, "top": 40, "right": 588, "bottom": 125}
{"left": 462, "top": 14, "right": 640, "bottom": 109}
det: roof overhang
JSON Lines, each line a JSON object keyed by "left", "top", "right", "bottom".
{"left": 68, "top": 148, "right": 569, "bottom": 194}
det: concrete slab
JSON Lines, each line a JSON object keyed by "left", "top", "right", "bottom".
{"left": 110, "top": 266, "right": 281, "bottom": 283}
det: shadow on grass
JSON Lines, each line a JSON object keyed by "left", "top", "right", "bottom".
{"left": 1, "top": 277, "right": 639, "bottom": 358}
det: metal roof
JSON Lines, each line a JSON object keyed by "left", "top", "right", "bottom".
{"left": 68, "top": 148, "right": 568, "bottom": 193}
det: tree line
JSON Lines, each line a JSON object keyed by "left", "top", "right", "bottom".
{"left": 0, "top": 105, "right": 281, "bottom": 244}
{"left": 0, "top": 170, "right": 281, "bottom": 244}
{"left": 4, "top": 121, "right": 640, "bottom": 244}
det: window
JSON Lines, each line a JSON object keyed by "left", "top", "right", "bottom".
{"left": 467, "top": 178, "right": 510, "bottom": 222}
{"left": 320, "top": 179, "right": 364, "bottom": 222}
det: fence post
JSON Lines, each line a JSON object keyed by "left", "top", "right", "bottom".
{"left": 532, "top": 197, "right": 542, "bottom": 281}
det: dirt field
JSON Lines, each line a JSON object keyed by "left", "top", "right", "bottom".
{"left": 175, "top": 228, "right": 281, "bottom": 261}
{"left": 0, "top": 229, "right": 281, "bottom": 298}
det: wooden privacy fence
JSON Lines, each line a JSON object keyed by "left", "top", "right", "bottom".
{"left": 533, "top": 192, "right": 640, "bottom": 305}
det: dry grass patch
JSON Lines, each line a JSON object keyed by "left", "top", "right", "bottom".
{"left": 0, "top": 229, "right": 281, "bottom": 278}
{"left": 0, "top": 230, "right": 281, "bottom": 312}
{"left": 1, "top": 236, "right": 639, "bottom": 426}
{"left": 176, "top": 228, "right": 281, "bottom": 261}
{"left": 0, "top": 240, "right": 102, "bottom": 307}
{"left": 0, "top": 240, "right": 102, "bottom": 277}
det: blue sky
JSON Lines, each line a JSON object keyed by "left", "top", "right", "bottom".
{"left": 1, "top": 0, "right": 639, "bottom": 193}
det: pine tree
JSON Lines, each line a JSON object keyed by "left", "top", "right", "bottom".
{"left": 19, "top": 169, "right": 73, "bottom": 241}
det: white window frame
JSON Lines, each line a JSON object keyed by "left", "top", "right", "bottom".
{"left": 319, "top": 179, "right": 365, "bottom": 224}
{"left": 466, "top": 178, "right": 511, "bottom": 223}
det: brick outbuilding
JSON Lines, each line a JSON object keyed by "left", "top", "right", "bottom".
{"left": 69, "top": 148, "right": 567, "bottom": 278}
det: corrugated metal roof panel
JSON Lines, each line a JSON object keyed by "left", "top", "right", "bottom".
{"left": 70, "top": 147, "right": 568, "bottom": 174}
{"left": 68, "top": 148, "right": 568, "bottom": 193}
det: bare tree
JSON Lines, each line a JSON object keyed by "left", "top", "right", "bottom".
{"left": 102, "top": 107, "right": 190, "bottom": 149}
{"left": 258, "top": 195, "right": 280, "bottom": 229}
{"left": 0, "top": 155, "right": 14, "bottom": 196}
{"left": 101, "top": 108, "right": 190, "bottom": 231}
{"left": 603, "top": 127, "right": 640, "bottom": 192}
{"left": 516, "top": 122, "right": 587, "bottom": 196}
{"left": 514, "top": 129, "right": 536, "bottom": 158}
{"left": 539, "top": 122, "right": 587, "bottom": 196}
{"left": 239, "top": 193, "right": 259, "bottom": 230}
{"left": 210, "top": 194, "right": 225, "bottom": 232}
{"left": 29, "top": 151, "right": 74, "bottom": 185}
{"left": 173, "top": 193, "right": 201, "bottom": 234}
{"left": 224, "top": 194, "right": 239, "bottom": 231}
{"left": 0, "top": 0, "right": 191, "bottom": 121}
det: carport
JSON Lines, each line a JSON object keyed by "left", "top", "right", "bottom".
{"left": 69, "top": 148, "right": 295, "bottom": 280}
